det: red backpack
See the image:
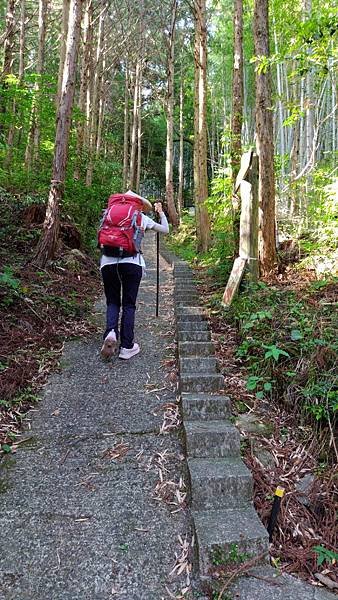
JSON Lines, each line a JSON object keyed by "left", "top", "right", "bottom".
{"left": 98, "top": 193, "right": 144, "bottom": 255}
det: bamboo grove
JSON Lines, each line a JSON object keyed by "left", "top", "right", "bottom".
{"left": 0, "top": 0, "right": 337, "bottom": 270}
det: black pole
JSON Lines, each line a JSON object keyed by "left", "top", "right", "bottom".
{"left": 267, "top": 486, "right": 284, "bottom": 541}
{"left": 156, "top": 230, "right": 160, "bottom": 317}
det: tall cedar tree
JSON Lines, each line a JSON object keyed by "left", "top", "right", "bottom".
{"left": 165, "top": 0, "right": 179, "bottom": 227}
{"left": 231, "top": 0, "right": 244, "bottom": 255}
{"left": 33, "top": 0, "right": 83, "bottom": 267}
{"left": 194, "top": 0, "right": 210, "bottom": 252}
{"left": 254, "top": 0, "right": 276, "bottom": 273}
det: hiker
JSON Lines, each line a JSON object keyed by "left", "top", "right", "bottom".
{"left": 99, "top": 191, "right": 169, "bottom": 360}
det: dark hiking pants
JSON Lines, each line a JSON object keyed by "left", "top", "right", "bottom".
{"left": 101, "top": 263, "right": 143, "bottom": 349}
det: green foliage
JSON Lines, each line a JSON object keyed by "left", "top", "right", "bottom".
{"left": 211, "top": 543, "right": 250, "bottom": 566}
{"left": 63, "top": 164, "right": 122, "bottom": 249}
{"left": 0, "top": 266, "right": 21, "bottom": 306}
{"left": 166, "top": 212, "right": 197, "bottom": 262}
{"left": 167, "top": 210, "right": 233, "bottom": 284}
{"left": 313, "top": 545, "right": 338, "bottom": 566}
{"left": 263, "top": 345, "right": 290, "bottom": 361}
{"left": 0, "top": 266, "right": 20, "bottom": 290}
{"left": 229, "top": 279, "right": 337, "bottom": 427}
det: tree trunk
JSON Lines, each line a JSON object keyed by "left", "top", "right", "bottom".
{"left": 230, "top": 0, "right": 243, "bottom": 180}
{"left": 304, "top": 0, "right": 314, "bottom": 170}
{"left": 136, "top": 68, "right": 142, "bottom": 193}
{"left": 210, "top": 88, "right": 216, "bottom": 178}
{"left": 18, "top": 0, "right": 25, "bottom": 79}
{"left": 5, "top": 0, "right": 26, "bottom": 167}
{"left": 129, "top": 61, "right": 140, "bottom": 190}
{"left": 33, "top": 0, "right": 83, "bottom": 267}
{"left": 85, "top": 2, "right": 106, "bottom": 186}
{"left": 195, "top": 0, "right": 210, "bottom": 252}
{"left": 95, "top": 59, "right": 106, "bottom": 160}
{"left": 331, "top": 53, "right": 336, "bottom": 156}
{"left": 273, "top": 16, "right": 285, "bottom": 184}
{"left": 74, "top": 0, "right": 93, "bottom": 180}
{"left": 177, "top": 72, "right": 184, "bottom": 217}
{"left": 254, "top": 0, "right": 276, "bottom": 273}
{"left": 290, "top": 68, "right": 300, "bottom": 215}
{"left": 56, "top": 0, "right": 71, "bottom": 106}
{"left": 122, "top": 62, "right": 130, "bottom": 190}
{"left": 33, "top": 0, "right": 48, "bottom": 161}
{"left": 230, "top": 0, "right": 244, "bottom": 255}
{"left": 1, "top": 0, "right": 16, "bottom": 137}
{"left": 165, "top": 0, "right": 179, "bottom": 228}
{"left": 193, "top": 2, "right": 200, "bottom": 242}
{"left": 25, "top": 0, "right": 48, "bottom": 170}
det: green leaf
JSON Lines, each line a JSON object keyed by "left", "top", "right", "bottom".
{"left": 313, "top": 545, "right": 338, "bottom": 566}
{"left": 291, "top": 329, "right": 303, "bottom": 341}
{"left": 264, "top": 345, "right": 290, "bottom": 361}
{"left": 264, "top": 382, "right": 272, "bottom": 392}
{"left": 1, "top": 444, "right": 11, "bottom": 453}
{"left": 247, "top": 376, "right": 262, "bottom": 391}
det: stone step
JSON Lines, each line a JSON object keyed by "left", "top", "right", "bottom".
{"left": 188, "top": 457, "right": 253, "bottom": 510}
{"left": 174, "top": 270, "right": 193, "bottom": 278}
{"left": 174, "top": 291, "right": 198, "bottom": 299}
{"left": 177, "top": 313, "right": 206, "bottom": 322}
{"left": 175, "top": 298, "right": 199, "bottom": 305}
{"left": 194, "top": 507, "right": 269, "bottom": 576}
{"left": 175, "top": 280, "right": 196, "bottom": 286}
{"left": 179, "top": 341, "right": 214, "bottom": 356}
{"left": 174, "top": 263, "right": 192, "bottom": 272}
{"left": 179, "top": 356, "right": 218, "bottom": 374}
{"left": 175, "top": 296, "right": 198, "bottom": 305}
{"left": 180, "top": 373, "right": 223, "bottom": 393}
{"left": 176, "top": 298, "right": 199, "bottom": 306}
{"left": 175, "top": 286, "right": 197, "bottom": 294}
{"left": 229, "top": 565, "right": 338, "bottom": 600}
{"left": 181, "top": 393, "right": 231, "bottom": 420}
{"left": 174, "top": 271, "right": 195, "bottom": 281}
{"left": 176, "top": 321, "right": 209, "bottom": 331}
{"left": 176, "top": 306, "right": 206, "bottom": 317}
{"left": 177, "top": 330, "right": 211, "bottom": 343}
{"left": 184, "top": 420, "right": 239, "bottom": 457}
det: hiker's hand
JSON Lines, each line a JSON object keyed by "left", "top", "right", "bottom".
{"left": 154, "top": 202, "right": 163, "bottom": 215}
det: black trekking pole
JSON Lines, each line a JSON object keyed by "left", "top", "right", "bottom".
{"left": 156, "top": 231, "right": 160, "bottom": 317}
{"left": 155, "top": 211, "right": 160, "bottom": 318}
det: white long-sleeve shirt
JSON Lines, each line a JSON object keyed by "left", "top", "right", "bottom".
{"left": 100, "top": 212, "right": 169, "bottom": 271}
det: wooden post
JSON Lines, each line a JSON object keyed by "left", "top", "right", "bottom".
{"left": 237, "top": 151, "right": 259, "bottom": 280}
{"left": 222, "top": 149, "right": 259, "bottom": 306}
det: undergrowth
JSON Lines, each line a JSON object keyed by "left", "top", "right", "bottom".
{"left": 0, "top": 189, "right": 101, "bottom": 455}
{"left": 168, "top": 213, "right": 337, "bottom": 454}
{"left": 228, "top": 278, "right": 337, "bottom": 432}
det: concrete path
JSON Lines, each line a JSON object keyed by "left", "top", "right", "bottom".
{"left": 0, "top": 236, "right": 196, "bottom": 600}
{"left": 1, "top": 238, "right": 336, "bottom": 600}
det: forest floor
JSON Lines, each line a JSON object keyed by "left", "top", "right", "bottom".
{"left": 0, "top": 191, "right": 102, "bottom": 454}
{"left": 195, "top": 264, "right": 338, "bottom": 595}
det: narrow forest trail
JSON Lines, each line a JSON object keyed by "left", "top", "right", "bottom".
{"left": 0, "top": 235, "right": 195, "bottom": 600}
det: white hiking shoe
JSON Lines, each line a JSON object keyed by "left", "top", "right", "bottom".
{"left": 118, "top": 343, "right": 140, "bottom": 360}
{"left": 101, "top": 330, "right": 117, "bottom": 359}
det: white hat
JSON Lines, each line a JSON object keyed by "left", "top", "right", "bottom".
{"left": 125, "top": 190, "right": 152, "bottom": 211}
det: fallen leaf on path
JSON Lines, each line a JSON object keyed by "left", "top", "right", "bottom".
{"left": 145, "top": 385, "right": 167, "bottom": 394}
{"left": 102, "top": 442, "right": 129, "bottom": 461}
